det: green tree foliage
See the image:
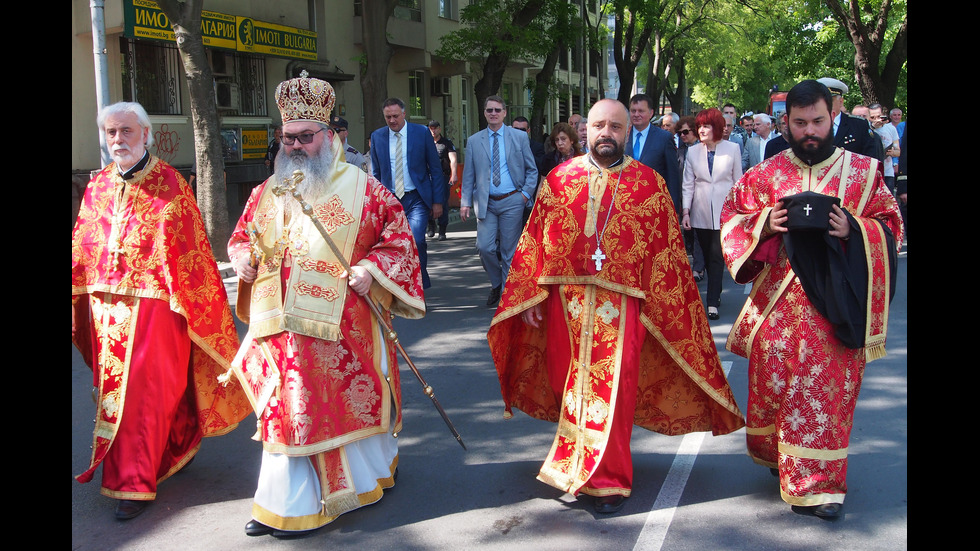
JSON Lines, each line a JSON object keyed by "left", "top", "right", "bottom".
{"left": 683, "top": 0, "right": 906, "bottom": 114}
{"left": 825, "top": 0, "right": 907, "bottom": 109}
{"left": 437, "top": 0, "right": 579, "bottom": 129}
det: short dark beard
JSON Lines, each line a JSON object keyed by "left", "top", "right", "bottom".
{"left": 786, "top": 125, "right": 835, "bottom": 165}
{"left": 590, "top": 137, "right": 625, "bottom": 167}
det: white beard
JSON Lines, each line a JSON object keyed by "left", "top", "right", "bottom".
{"left": 274, "top": 143, "right": 335, "bottom": 201}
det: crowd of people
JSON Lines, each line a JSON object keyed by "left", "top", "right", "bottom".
{"left": 73, "top": 74, "right": 904, "bottom": 537}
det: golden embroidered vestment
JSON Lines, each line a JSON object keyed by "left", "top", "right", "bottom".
{"left": 72, "top": 156, "right": 248, "bottom": 500}
{"left": 227, "top": 149, "right": 424, "bottom": 529}
{"left": 489, "top": 156, "right": 744, "bottom": 497}
{"left": 721, "top": 148, "right": 902, "bottom": 506}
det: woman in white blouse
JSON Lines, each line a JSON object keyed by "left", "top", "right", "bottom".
{"left": 681, "top": 107, "right": 743, "bottom": 320}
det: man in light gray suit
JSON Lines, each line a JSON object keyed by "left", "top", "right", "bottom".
{"left": 741, "top": 113, "right": 774, "bottom": 171}
{"left": 461, "top": 95, "right": 538, "bottom": 306}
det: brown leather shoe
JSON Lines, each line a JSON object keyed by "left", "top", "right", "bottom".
{"left": 594, "top": 495, "right": 627, "bottom": 514}
{"left": 114, "top": 499, "right": 148, "bottom": 520}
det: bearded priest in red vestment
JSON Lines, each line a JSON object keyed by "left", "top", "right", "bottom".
{"left": 721, "top": 80, "right": 902, "bottom": 520}
{"left": 72, "top": 102, "right": 250, "bottom": 520}
{"left": 228, "top": 73, "right": 424, "bottom": 538}
{"left": 488, "top": 99, "right": 744, "bottom": 515}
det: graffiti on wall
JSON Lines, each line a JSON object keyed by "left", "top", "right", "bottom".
{"left": 154, "top": 124, "right": 180, "bottom": 164}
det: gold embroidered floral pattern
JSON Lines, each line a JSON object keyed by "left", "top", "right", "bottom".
{"left": 294, "top": 281, "right": 340, "bottom": 301}
{"left": 314, "top": 195, "right": 357, "bottom": 233}
{"left": 297, "top": 257, "right": 346, "bottom": 276}
{"left": 344, "top": 374, "right": 381, "bottom": 425}
{"left": 720, "top": 148, "right": 902, "bottom": 505}
{"left": 596, "top": 301, "right": 619, "bottom": 324}
{"left": 73, "top": 159, "right": 250, "bottom": 485}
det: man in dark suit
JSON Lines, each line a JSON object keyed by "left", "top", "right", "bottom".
{"left": 511, "top": 116, "right": 545, "bottom": 176}
{"left": 460, "top": 95, "right": 538, "bottom": 306}
{"left": 816, "top": 77, "right": 879, "bottom": 161}
{"left": 625, "top": 94, "right": 681, "bottom": 212}
{"left": 370, "top": 98, "right": 445, "bottom": 288}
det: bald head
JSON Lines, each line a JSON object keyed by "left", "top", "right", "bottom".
{"left": 587, "top": 99, "right": 630, "bottom": 168}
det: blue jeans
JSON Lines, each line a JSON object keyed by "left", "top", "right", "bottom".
{"left": 401, "top": 190, "right": 431, "bottom": 288}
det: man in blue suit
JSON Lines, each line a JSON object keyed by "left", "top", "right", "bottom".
{"left": 461, "top": 95, "right": 538, "bottom": 306}
{"left": 370, "top": 98, "right": 445, "bottom": 288}
{"left": 625, "top": 94, "right": 681, "bottom": 213}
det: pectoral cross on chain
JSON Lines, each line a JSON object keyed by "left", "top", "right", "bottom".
{"left": 592, "top": 247, "right": 606, "bottom": 271}
{"left": 804, "top": 203, "right": 813, "bottom": 216}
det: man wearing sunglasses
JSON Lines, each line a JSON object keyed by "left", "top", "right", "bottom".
{"left": 370, "top": 98, "right": 446, "bottom": 289}
{"left": 229, "top": 74, "right": 425, "bottom": 537}
{"left": 460, "top": 95, "right": 539, "bottom": 306}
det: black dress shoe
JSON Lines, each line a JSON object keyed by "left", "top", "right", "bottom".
{"left": 487, "top": 286, "right": 502, "bottom": 306}
{"left": 792, "top": 503, "right": 843, "bottom": 520}
{"left": 814, "top": 503, "right": 843, "bottom": 519}
{"left": 115, "top": 499, "right": 148, "bottom": 520}
{"left": 594, "top": 495, "right": 627, "bottom": 514}
{"left": 272, "top": 528, "right": 317, "bottom": 539}
{"left": 245, "top": 519, "right": 274, "bottom": 537}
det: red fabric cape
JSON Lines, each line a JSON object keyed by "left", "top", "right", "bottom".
{"left": 72, "top": 157, "right": 250, "bottom": 442}
{"left": 489, "top": 156, "right": 744, "bottom": 436}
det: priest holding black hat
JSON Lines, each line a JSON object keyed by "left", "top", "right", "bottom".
{"left": 720, "top": 79, "right": 903, "bottom": 520}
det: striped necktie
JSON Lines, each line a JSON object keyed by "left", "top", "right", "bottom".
{"left": 394, "top": 132, "right": 405, "bottom": 198}
{"left": 491, "top": 131, "right": 501, "bottom": 189}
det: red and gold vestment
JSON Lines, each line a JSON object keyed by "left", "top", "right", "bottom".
{"left": 721, "top": 148, "right": 902, "bottom": 506}
{"left": 488, "top": 156, "right": 744, "bottom": 497}
{"left": 227, "top": 156, "right": 424, "bottom": 529}
{"left": 72, "top": 156, "right": 249, "bottom": 500}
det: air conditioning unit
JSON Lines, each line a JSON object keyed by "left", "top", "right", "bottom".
{"left": 215, "top": 82, "right": 240, "bottom": 110}
{"left": 431, "top": 76, "right": 451, "bottom": 97}
{"left": 210, "top": 51, "right": 235, "bottom": 78}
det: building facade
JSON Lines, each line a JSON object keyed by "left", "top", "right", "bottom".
{"left": 71, "top": 0, "right": 605, "bottom": 217}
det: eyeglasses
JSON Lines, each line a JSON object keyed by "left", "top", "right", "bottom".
{"left": 679, "top": 129, "right": 693, "bottom": 136}
{"left": 485, "top": 107, "right": 504, "bottom": 113}
{"left": 280, "top": 128, "right": 326, "bottom": 145}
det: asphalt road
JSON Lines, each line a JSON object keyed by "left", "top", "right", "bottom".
{"left": 72, "top": 218, "right": 907, "bottom": 550}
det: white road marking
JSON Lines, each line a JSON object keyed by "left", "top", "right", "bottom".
{"left": 632, "top": 361, "right": 732, "bottom": 551}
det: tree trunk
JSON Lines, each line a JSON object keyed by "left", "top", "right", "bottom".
{"left": 665, "top": 51, "right": 686, "bottom": 113}
{"left": 157, "top": 0, "right": 229, "bottom": 260}
{"left": 473, "top": 52, "right": 511, "bottom": 129}
{"left": 613, "top": 5, "right": 652, "bottom": 106}
{"left": 643, "top": 32, "right": 664, "bottom": 112}
{"left": 360, "top": 1, "right": 398, "bottom": 136}
{"left": 826, "top": 0, "right": 907, "bottom": 107}
{"left": 470, "top": 0, "right": 548, "bottom": 129}
{"left": 530, "top": 45, "right": 563, "bottom": 142}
